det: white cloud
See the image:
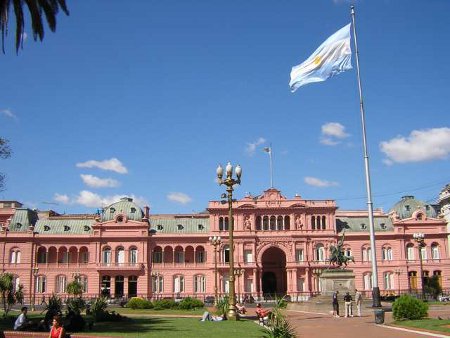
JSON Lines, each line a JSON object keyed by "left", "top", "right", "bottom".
{"left": 55, "top": 190, "right": 149, "bottom": 208}
{"left": 54, "top": 193, "right": 70, "bottom": 204}
{"left": 304, "top": 176, "right": 339, "bottom": 187}
{"left": 0, "top": 109, "right": 17, "bottom": 119}
{"left": 167, "top": 192, "right": 192, "bottom": 205}
{"left": 245, "top": 137, "right": 266, "bottom": 156}
{"left": 80, "top": 174, "right": 119, "bottom": 188}
{"left": 320, "top": 122, "right": 349, "bottom": 146}
{"left": 380, "top": 127, "right": 450, "bottom": 164}
{"left": 76, "top": 158, "right": 128, "bottom": 174}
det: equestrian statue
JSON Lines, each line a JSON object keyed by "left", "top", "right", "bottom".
{"left": 329, "top": 231, "right": 354, "bottom": 268}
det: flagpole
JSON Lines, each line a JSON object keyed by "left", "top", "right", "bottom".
{"left": 269, "top": 143, "right": 274, "bottom": 188}
{"left": 351, "top": 5, "right": 381, "bottom": 308}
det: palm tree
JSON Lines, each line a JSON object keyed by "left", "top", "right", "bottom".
{"left": 0, "top": 0, "right": 69, "bottom": 54}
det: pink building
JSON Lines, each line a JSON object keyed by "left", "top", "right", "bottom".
{"left": 0, "top": 189, "right": 448, "bottom": 305}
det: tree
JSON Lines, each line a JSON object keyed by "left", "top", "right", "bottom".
{"left": 66, "top": 278, "right": 83, "bottom": 297}
{"left": 0, "top": 137, "right": 11, "bottom": 192}
{"left": 0, "top": 0, "right": 69, "bottom": 54}
{"left": 0, "top": 272, "right": 23, "bottom": 317}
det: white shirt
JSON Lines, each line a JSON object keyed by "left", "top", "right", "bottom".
{"left": 14, "top": 313, "right": 26, "bottom": 330}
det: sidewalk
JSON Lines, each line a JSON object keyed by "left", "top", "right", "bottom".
{"left": 285, "top": 303, "right": 450, "bottom": 338}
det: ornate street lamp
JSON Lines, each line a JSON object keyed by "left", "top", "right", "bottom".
{"left": 209, "top": 236, "right": 222, "bottom": 305}
{"left": 31, "top": 266, "right": 39, "bottom": 311}
{"left": 234, "top": 267, "right": 245, "bottom": 303}
{"left": 394, "top": 268, "right": 402, "bottom": 296}
{"left": 413, "top": 233, "right": 426, "bottom": 300}
{"left": 216, "top": 162, "right": 242, "bottom": 320}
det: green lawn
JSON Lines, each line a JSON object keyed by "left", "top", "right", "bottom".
{"left": 0, "top": 312, "right": 265, "bottom": 338}
{"left": 110, "top": 307, "right": 206, "bottom": 316}
{"left": 392, "top": 318, "right": 450, "bottom": 334}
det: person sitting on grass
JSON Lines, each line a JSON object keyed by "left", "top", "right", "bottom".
{"left": 200, "top": 311, "right": 227, "bottom": 321}
{"left": 14, "top": 306, "right": 32, "bottom": 331}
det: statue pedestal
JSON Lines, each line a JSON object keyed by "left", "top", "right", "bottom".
{"left": 320, "top": 269, "right": 355, "bottom": 296}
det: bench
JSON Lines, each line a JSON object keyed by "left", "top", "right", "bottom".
{"left": 1, "top": 332, "right": 118, "bottom": 338}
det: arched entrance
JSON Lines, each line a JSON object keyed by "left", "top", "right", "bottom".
{"left": 261, "top": 247, "right": 287, "bottom": 298}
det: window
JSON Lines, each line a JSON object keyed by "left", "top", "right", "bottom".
{"left": 56, "top": 275, "right": 66, "bottom": 293}
{"left": 130, "top": 207, "right": 136, "bottom": 213}
{"left": 277, "top": 216, "right": 283, "bottom": 230}
{"left": 80, "top": 251, "right": 89, "bottom": 264}
{"left": 363, "top": 273, "right": 372, "bottom": 290}
{"left": 173, "top": 275, "right": 185, "bottom": 293}
{"left": 382, "top": 247, "right": 393, "bottom": 261}
{"left": 10, "top": 250, "right": 20, "bottom": 264}
{"left": 36, "top": 276, "right": 46, "bottom": 293}
{"left": 296, "top": 249, "right": 304, "bottom": 262}
{"left": 431, "top": 244, "right": 440, "bottom": 260}
{"left": 380, "top": 223, "right": 386, "bottom": 229}
{"left": 196, "top": 250, "right": 205, "bottom": 263}
{"left": 344, "top": 248, "right": 352, "bottom": 258}
{"left": 116, "top": 215, "right": 124, "bottom": 223}
{"left": 156, "top": 224, "right": 163, "bottom": 231}
{"left": 37, "top": 249, "right": 47, "bottom": 264}
{"left": 130, "top": 248, "right": 138, "bottom": 264}
{"left": 223, "top": 245, "right": 230, "bottom": 263}
{"left": 152, "top": 275, "right": 164, "bottom": 293}
{"left": 175, "top": 251, "right": 184, "bottom": 263}
{"left": 433, "top": 270, "right": 442, "bottom": 287}
{"left": 64, "top": 225, "right": 70, "bottom": 232}
{"left": 384, "top": 272, "right": 393, "bottom": 290}
{"left": 244, "top": 250, "right": 253, "bottom": 263}
{"left": 194, "top": 275, "right": 206, "bottom": 293}
{"left": 284, "top": 216, "right": 290, "bottom": 230}
{"left": 311, "top": 216, "right": 316, "bottom": 230}
{"left": 315, "top": 244, "right": 325, "bottom": 262}
{"left": 153, "top": 248, "right": 162, "bottom": 263}
{"left": 256, "top": 216, "right": 262, "bottom": 231}
{"left": 270, "top": 216, "right": 276, "bottom": 230}
{"left": 83, "top": 225, "right": 90, "bottom": 232}
{"left": 420, "top": 246, "right": 427, "bottom": 260}
{"left": 44, "top": 225, "right": 50, "bottom": 231}
{"left": 177, "top": 224, "right": 184, "bottom": 231}
{"left": 80, "top": 275, "right": 88, "bottom": 293}
{"left": 297, "top": 278, "right": 305, "bottom": 292}
{"left": 360, "top": 223, "right": 367, "bottom": 230}
{"left": 362, "top": 246, "right": 371, "bottom": 262}
{"left": 110, "top": 207, "right": 116, "bottom": 213}
{"left": 116, "top": 247, "right": 125, "bottom": 265}
{"left": 409, "top": 271, "right": 418, "bottom": 290}
{"left": 198, "top": 224, "right": 204, "bottom": 230}
{"left": 263, "top": 216, "right": 269, "bottom": 231}
{"left": 102, "top": 248, "right": 111, "bottom": 265}
{"left": 406, "top": 244, "right": 414, "bottom": 261}
{"left": 321, "top": 216, "right": 326, "bottom": 230}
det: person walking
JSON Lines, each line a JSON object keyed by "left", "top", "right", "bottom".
{"left": 344, "top": 292, "right": 353, "bottom": 318}
{"left": 355, "top": 289, "right": 362, "bottom": 317}
{"left": 332, "top": 290, "right": 340, "bottom": 318}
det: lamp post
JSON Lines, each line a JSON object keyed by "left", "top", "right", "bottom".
{"left": 394, "top": 268, "right": 402, "bottom": 296}
{"left": 31, "top": 266, "right": 39, "bottom": 311}
{"left": 216, "top": 162, "right": 242, "bottom": 321}
{"left": 234, "top": 267, "right": 245, "bottom": 303}
{"left": 209, "top": 236, "right": 222, "bottom": 305}
{"left": 413, "top": 233, "right": 426, "bottom": 300}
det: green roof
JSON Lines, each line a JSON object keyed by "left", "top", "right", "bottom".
{"left": 389, "top": 195, "right": 437, "bottom": 220}
{"left": 336, "top": 216, "right": 393, "bottom": 233}
{"left": 149, "top": 217, "right": 209, "bottom": 234}
{"left": 34, "top": 219, "right": 95, "bottom": 235}
{"left": 8, "top": 209, "right": 38, "bottom": 232}
{"left": 101, "top": 197, "right": 144, "bottom": 222}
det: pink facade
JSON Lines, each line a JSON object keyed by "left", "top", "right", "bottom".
{"left": 0, "top": 189, "right": 448, "bottom": 304}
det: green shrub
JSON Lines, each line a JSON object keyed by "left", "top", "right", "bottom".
{"left": 178, "top": 297, "right": 204, "bottom": 310}
{"left": 392, "top": 294, "right": 428, "bottom": 320}
{"left": 126, "top": 297, "right": 153, "bottom": 309}
{"left": 153, "top": 299, "right": 177, "bottom": 310}
{"left": 215, "top": 296, "right": 229, "bottom": 316}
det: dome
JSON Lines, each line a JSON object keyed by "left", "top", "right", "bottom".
{"left": 101, "top": 197, "right": 144, "bottom": 222}
{"left": 389, "top": 195, "right": 437, "bottom": 220}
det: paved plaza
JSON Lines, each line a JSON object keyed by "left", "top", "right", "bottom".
{"left": 285, "top": 303, "right": 450, "bottom": 338}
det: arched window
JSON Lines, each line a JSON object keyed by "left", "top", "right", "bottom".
{"left": 101, "top": 276, "right": 111, "bottom": 297}
{"left": 37, "top": 247, "right": 47, "bottom": 264}
{"left": 223, "top": 245, "right": 230, "bottom": 263}
{"left": 56, "top": 275, "right": 67, "bottom": 293}
{"left": 362, "top": 246, "right": 371, "bottom": 262}
{"left": 194, "top": 275, "right": 206, "bottom": 293}
{"left": 195, "top": 247, "right": 205, "bottom": 263}
{"left": 344, "top": 247, "right": 352, "bottom": 258}
{"left": 102, "top": 247, "right": 111, "bottom": 266}
{"left": 36, "top": 276, "right": 46, "bottom": 293}
{"left": 116, "top": 247, "right": 125, "bottom": 265}
{"left": 315, "top": 244, "right": 325, "bottom": 262}
{"left": 263, "top": 216, "right": 269, "bottom": 230}
{"left": 256, "top": 216, "right": 262, "bottom": 231}
{"left": 219, "top": 217, "right": 224, "bottom": 231}
{"left": 363, "top": 272, "right": 372, "bottom": 290}
{"left": 152, "top": 247, "right": 163, "bottom": 263}
{"left": 384, "top": 272, "right": 393, "bottom": 290}
{"left": 311, "top": 216, "right": 316, "bottom": 230}
{"left": 270, "top": 216, "right": 276, "bottom": 230}
{"left": 284, "top": 216, "right": 290, "bottom": 230}
{"left": 431, "top": 244, "right": 440, "bottom": 260}
{"left": 152, "top": 274, "right": 164, "bottom": 293}
{"left": 173, "top": 275, "right": 185, "bottom": 293}
{"left": 277, "top": 216, "right": 283, "bottom": 230}
{"left": 129, "top": 247, "right": 138, "bottom": 265}
{"left": 406, "top": 244, "right": 414, "bottom": 261}
{"left": 321, "top": 216, "right": 326, "bottom": 230}
{"left": 420, "top": 245, "right": 427, "bottom": 260}
{"left": 224, "top": 217, "right": 229, "bottom": 231}
{"left": 382, "top": 246, "right": 393, "bottom": 261}
{"left": 10, "top": 249, "right": 21, "bottom": 264}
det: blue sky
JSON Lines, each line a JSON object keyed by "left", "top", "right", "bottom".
{"left": 1, "top": 0, "right": 449, "bottom": 214}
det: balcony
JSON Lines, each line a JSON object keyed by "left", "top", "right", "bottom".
{"left": 96, "top": 262, "right": 145, "bottom": 271}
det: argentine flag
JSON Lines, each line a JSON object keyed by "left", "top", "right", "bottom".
{"left": 289, "top": 23, "right": 352, "bottom": 92}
